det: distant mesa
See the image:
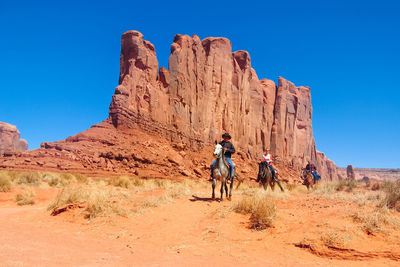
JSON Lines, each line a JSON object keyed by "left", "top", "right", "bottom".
{"left": 0, "top": 122, "right": 28, "bottom": 155}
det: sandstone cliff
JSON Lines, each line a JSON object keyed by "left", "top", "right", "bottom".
{"left": 0, "top": 30, "right": 338, "bottom": 181}
{"left": 108, "top": 30, "right": 338, "bottom": 179}
{"left": 0, "top": 122, "right": 28, "bottom": 155}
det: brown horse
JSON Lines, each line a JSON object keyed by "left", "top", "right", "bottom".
{"left": 301, "top": 168, "right": 316, "bottom": 190}
{"left": 257, "top": 162, "right": 284, "bottom": 192}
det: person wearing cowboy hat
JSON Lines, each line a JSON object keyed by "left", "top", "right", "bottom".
{"left": 210, "top": 132, "right": 236, "bottom": 182}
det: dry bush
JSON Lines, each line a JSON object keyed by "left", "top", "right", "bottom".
{"left": 351, "top": 209, "right": 400, "bottom": 234}
{"left": 4, "top": 171, "right": 19, "bottom": 181}
{"left": 285, "top": 183, "right": 297, "bottom": 191}
{"left": 108, "top": 176, "right": 132, "bottom": 188}
{"left": 0, "top": 172, "right": 13, "bottom": 192}
{"left": 72, "top": 173, "right": 88, "bottom": 184}
{"left": 336, "top": 179, "right": 357, "bottom": 192}
{"left": 233, "top": 193, "right": 277, "bottom": 230}
{"left": 15, "top": 172, "right": 42, "bottom": 186}
{"left": 371, "top": 182, "right": 380, "bottom": 191}
{"left": 139, "top": 195, "right": 173, "bottom": 209}
{"left": 15, "top": 188, "right": 35, "bottom": 205}
{"left": 152, "top": 178, "right": 169, "bottom": 189}
{"left": 48, "top": 184, "right": 128, "bottom": 219}
{"left": 320, "top": 231, "right": 345, "bottom": 248}
{"left": 165, "top": 184, "right": 191, "bottom": 198}
{"left": 380, "top": 179, "right": 400, "bottom": 211}
{"left": 43, "top": 173, "right": 70, "bottom": 187}
{"left": 312, "top": 182, "right": 336, "bottom": 195}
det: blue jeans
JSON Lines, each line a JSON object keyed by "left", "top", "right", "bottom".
{"left": 210, "top": 157, "right": 235, "bottom": 179}
{"left": 312, "top": 172, "right": 321, "bottom": 181}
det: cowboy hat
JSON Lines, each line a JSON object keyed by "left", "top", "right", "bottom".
{"left": 222, "top": 132, "right": 231, "bottom": 139}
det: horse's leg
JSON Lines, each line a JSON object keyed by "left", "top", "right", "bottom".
{"left": 224, "top": 179, "right": 229, "bottom": 199}
{"left": 271, "top": 180, "right": 275, "bottom": 191}
{"left": 212, "top": 178, "right": 216, "bottom": 199}
{"left": 220, "top": 180, "right": 224, "bottom": 202}
{"left": 277, "top": 180, "right": 284, "bottom": 192}
{"left": 228, "top": 177, "right": 233, "bottom": 201}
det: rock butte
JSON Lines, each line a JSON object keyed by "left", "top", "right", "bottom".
{"left": 0, "top": 122, "right": 28, "bottom": 155}
{"left": 0, "top": 30, "right": 338, "bottom": 181}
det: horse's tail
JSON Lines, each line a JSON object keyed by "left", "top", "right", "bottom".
{"left": 235, "top": 173, "right": 243, "bottom": 189}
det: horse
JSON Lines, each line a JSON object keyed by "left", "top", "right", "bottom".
{"left": 211, "top": 143, "right": 235, "bottom": 201}
{"left": 301, "top": 168, "right": 316, "bottom": 190}
{"left": 257, "top": 162, "right": 284, "bottom": 192}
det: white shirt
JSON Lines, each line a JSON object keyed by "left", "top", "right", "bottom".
{"left": 262, "top": 154, "right": 272, "bottom": 164}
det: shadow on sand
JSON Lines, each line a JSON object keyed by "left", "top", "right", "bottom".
{"left": 189, "top": 195, "right": 217, "bottom": 202}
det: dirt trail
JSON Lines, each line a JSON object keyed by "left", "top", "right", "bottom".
{"left": 1, "top": 186, "right": 400, "bottom": 266}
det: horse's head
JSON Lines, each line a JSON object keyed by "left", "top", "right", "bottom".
{"left": 258, "top": 162, "right": 266, "bottom": 180}
{"left": 213, "top": 143, "right": 223, "bottom": 158}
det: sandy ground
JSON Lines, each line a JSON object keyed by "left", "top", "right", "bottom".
{"left": 1, "top": 183, "right": 400, "bottom": 267}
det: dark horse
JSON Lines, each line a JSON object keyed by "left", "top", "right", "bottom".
{"left": 301, "top": 168, "right": 318, "bottom": 190}
{"left": 257, "top": 162, "right": 284, "bottom": 192}
{"left": 211, "top": 143, "right": 236, "bottom": 201}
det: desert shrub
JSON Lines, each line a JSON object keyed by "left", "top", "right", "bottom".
{"left": 72, "top": 173, "right": 88, "bottom": 184}
{"left": 139, "top": 195, "right": 173, "bottom": 208}
{"left": 15, "top": 188, "right": 35, "bottom": 205}
{"left": 285, "top": 183, "right": 297, "bottom": 191}
{"left": 15, "top": 172, "right": 42, "bottom": 186}
{"left": 321, "top": 231, "right": 345, "bottom": 248}
{"left": 109, "top": 176, "right": 132, "bottom": 188}
{"left": 371, "top": 182, "right": 380, "bottom": 191}
{"left": 165, "top": 183, "right": 191, "bottom": 198}
{"left": 153, "top": 178, "right": 169, "bottom": 188}
{"left": 336, "top": 179, "right": 357, "bottom": 192}
{"left": 0, "top": 172, "right": 13, "bottom": 192}
{"left": 43, "top": 173, "right": 70, "bottom": 187}
{"left": 131, "top": 177, "right": 145, "bottom": 187}
{"left": 312, "top": 182, "right": 336, "bottom": 195}
{"left": 4, "top": 171, "right": 19, "bottom": 181}
{"left": 351, "top": 209, "right": 398, "bottom": 234}
{"left": 233, "top": 194, "right": 277, "bottom": 230}
{"left": 380, "top": 179, "right": 400, "bottom": 211}
{"left": 48, "top": 184, "right": 128, "bottom": 219}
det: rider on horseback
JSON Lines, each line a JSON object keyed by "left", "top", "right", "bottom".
{"left": 210, "top": 133, "right": 235, "bottom": 183}
{"left": 257, "top": 148, "right": 277, "bottom": 183}
{"left": 305, "top": 160, "right": 320, "bottom": 182}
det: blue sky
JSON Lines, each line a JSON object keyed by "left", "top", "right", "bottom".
{"left": 0, "top": 0, "right": 399, "bottom": 168}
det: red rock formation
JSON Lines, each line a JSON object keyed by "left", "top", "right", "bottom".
{"left": 0, "top": 122, "right": 28, "bottom": 155}
{"left": 347, "top": 165, "right": 355, "bottom": 179}
{"left": 0, "top": 30, "right": 339, "bottom": 181}
{"left": 108, "top": 31, "right": 338, "bottom": 179}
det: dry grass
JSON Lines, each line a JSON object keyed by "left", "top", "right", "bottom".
{"left": 48, "top": 184, "right": 128, "bottom": 219}
{"left": 371, "top": 182, "right": 380, "bottom": 191}
{"left": 233, "top": 192, "right": 277, "bottom": 230}
{"left": 380, "top": 179, "right": 400, "bottom": 211}
{"left": 139, "top": 195, "right": 173, "bottom": 209}
{"left": 15, "top": 188, "right": 35, "bottom": 205}
{"left": 0, "top": 172, "right": 13, "bottom": 192}
{"left": 0, "top": 171, "right": 90, "bottom": 188}
{"left": 15, "top": 172, "right": 42, "bottom": 186}
{"left": 335, "top": 179, "right": 357, "bottom": 192}
{"left": 351, "top": 208, "right": 400, "bottom": 235}
{"left": 108, "top": 176, "right": 132, "bottom": 188}
{"left": 320, "top": 231, "right": 346, "bottom": 248}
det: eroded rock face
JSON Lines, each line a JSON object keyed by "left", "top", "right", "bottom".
{"left": 0, "top": 122, "right": 28, "bottom": 155}
{"left": 108, "top": 31, "right": 338, "bottom": 179}
{"left": 0, "top": 30, "right": 339, "bottom": 181}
